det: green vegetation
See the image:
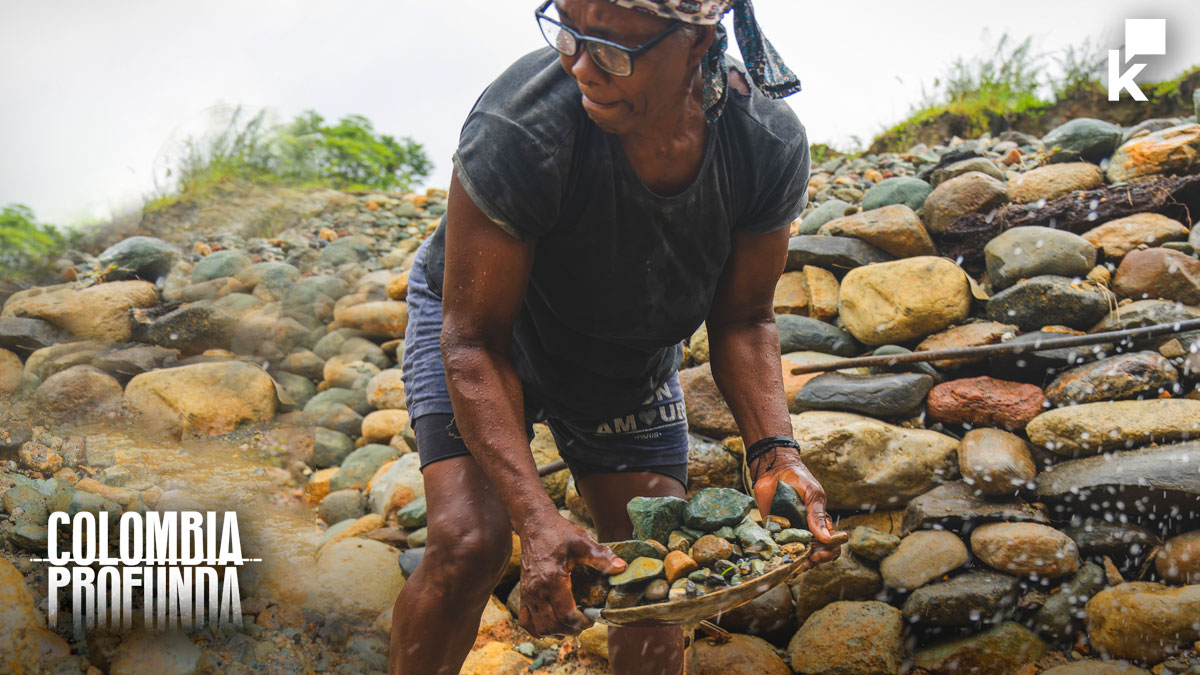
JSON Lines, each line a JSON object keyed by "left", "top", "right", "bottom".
{"left": 147, "top": 106, "right": 433, "bottom": 214}
{"left": 0, "top": 204, "right": 78, "bottom": 282}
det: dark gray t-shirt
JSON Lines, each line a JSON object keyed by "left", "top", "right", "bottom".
{"left": 423, "top": 47, "right": 810, "bottom": 421}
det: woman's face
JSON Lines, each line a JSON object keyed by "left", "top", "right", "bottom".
{"left": 555, "top": 0, "right": 712, "bottom": 135}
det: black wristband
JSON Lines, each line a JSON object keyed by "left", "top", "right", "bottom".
{"left": 745, "top": 435, "right": 800, "bottom": 465}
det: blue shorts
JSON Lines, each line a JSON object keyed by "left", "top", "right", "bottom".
{"left": 400, "top": 238, "right": 690, "bottom": 485}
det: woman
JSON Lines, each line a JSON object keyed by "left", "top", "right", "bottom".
{"left": 390, "top": 1, "right": 838, "bottom": 673}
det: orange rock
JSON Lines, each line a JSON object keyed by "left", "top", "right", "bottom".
{"left": 318, "top": 227, "right": 339, "bottom": 242}
{"left": 773, "top": 271, "right": 809, "bottom": 315}
{"left": 664, "top": 550, "right": 699, "bottom": 583}
{"left": 386, "top": 270, "right": 410, "bottom": 301}
{"left": 305, "top": 468, "right": 338, "bottom": 505}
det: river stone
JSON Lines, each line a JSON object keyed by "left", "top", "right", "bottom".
{"left": 1086, "top": 582, "right": 1200, "bottom": 663}
{"left": 710, "top": 585, "right": 795, "bottom": 638}
{"left": 839, "top": 256, "right": 971, "bottom": 346}
{"left": 986, "top": 275, "right": 1112, "bottom": 331}
{"left": 880, "top": 530, "right": 968, "bottom": 591}
{"left": 775, "top": 314, "right": 858, "bottom": 357}
{"left": 691, "top": 633, "right": 792, "bottom": 674}
{"left": 0, "top": 317, "right": 71, "bottom": 354}
{"left": 788, "top": 544, "right": 883, "bottom": 623}
{"left": 317, "top": 235, "right": 373, "bottom": 267}
{"left": 1007, "top": 162, "right": 1105, "bottom": 204}
{"left": 931, "top": 157, "right": 1007, "bottom": 187}
{"left": 685, "top": 488, "right": 754, "bottom": 530}
{"left": 318, "top": 489, "right": 367, "bottom": 525}
{"left": 609, "top": 557, "right": 664, "bottom": 586}
{"left": 903, "top": 480, "right": 1048, "bottom": 534}
{"left": 785, "top": 235, "right": 892, "bottom": 271}
{"left": 902, "top": 571, "right": 1021, "bottom": 626}
{"left": 794, "top": 372, "right": 932, "bottom": 417}
{"left": 0, "top": 558, "right": 40, "bottom": 669}
{"left": 678, "top": 362, "right": 737, "bottom": 438}
{"left": 1043, "top": 117, "right": 1123, "bottom": 163}
{"left": 971, "top": 522, "right": 1080, "bottom": 579}
{"left": 914, "top": 322, "right": 1016, "bottom": 371}
{"left": 687, "top": 434, "right": 740, "bottom": 492}
{"left": 33, "top": 364, "right": 123, "bottom": 423}
{"left": 334, "top": 301, "right": 408, "bottom": 339}
{"left": 311, "top": 538, "right": 405, "bottom": 620}
{"left": 958, "top": 428, "right": 1037, "bottom": 496}
{"left": 1065, "top": 521, "right": 1162, "bottom": 563}
{"left": 984, "top": 226, "right": 1097, "bottom": 290}
{"left": 1026, "top": 399, "right": 1200, "bottom": 456}
{"left": 819, "top": 204, "right": 937, "bottom": 258}
{"left": 1112, "top": 247, "right": 1200, "bottom": 305}
{"left": 124, "top": 361, "right": 277, "bottom": 439}
{"left": 914, "top": 622, "right": 1051, "bottom": 674}
{"left": 141, "top": 302, "right": 232, "bottom": 356}
{"left": 306, "top": 387, "right": 371, "bottom": 417}
{"left": 1045, "top": 352, "right": 1179, "bottom": 405}
{"left": 191, "top": 249, "right": 252, "bottom": 283}
{"left": 926, "top": 376, "right": 1048, "bottom": 431}
{"left": 849, "top": 526, "right": 899, "bottom": 560}
{"left": 922, "top": 171, "right": 1010, "bottom": 235}
{"left": 862, "top": 177, "right": 932, "bottom": 212}
{"left": 791, "top": 411, "right": 959, "bottom": 510}
{"left": 608, "top": 540, "right": 666, "bottom": 562}
{"left": 91, "top": 344, "right": 180, "bottom": 379}
{"left": 0, "top": 348, "right": 21, "bottom": 395}
{"left": 1107, "top": 123, "right": 1200, "bottom": 182}
{"left": 109, "top": 629, "right": 205, "bottom": 675}
{"left": 798, "top": 199, "right": 853, "bottom": 234}
{"left": 773, "top": 266, "right": 839, "bottom": 321}
{"left": 365, "top": 369, "right": 406, "bottom": 411}
{"left": 2, "top": 280, "right": 159, "bottom": 342}
{"left": 332, "top": 444, "right": 400, "bottom": 492}
{"left": 311, "top": 428, "right": 355, "bottom": 469}
{"left": 628, "top": 495, "right": 686, "bottom": 543}
{"left": 99, "top": 236, "right": 179, "bottom": 281}
{"left": 788, "top": 601, "right": 904, "bottom": 675}
{"left": 1091, "top": 299, "right": 1200, "bottom": 351}
{"left": 1083, "top": 214, "right": 1191, "bottom": 260}
{"left": 1031, "top": 562, "right": 1106, "bottom": 642}
{"left": 1157, "top": 530, "right": 1200, "bottom": 584}
{"left": 272, "top": 371, "right": 314, "bottom": 411}
{"left": 367, "top": 453, "right": 423, "bottom": 517}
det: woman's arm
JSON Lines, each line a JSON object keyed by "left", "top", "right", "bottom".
{"left": 705, "top": 226, "right": 837, "bottom": 546}
{"left": 440, "top": 170, "right": 624, "bottom": 637}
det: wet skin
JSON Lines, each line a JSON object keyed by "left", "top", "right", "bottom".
{"left": 388, "top": 1, "right": 837, "bottom": 673}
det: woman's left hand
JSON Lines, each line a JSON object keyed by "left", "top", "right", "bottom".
{"left": 750, "top": 448, "right": 841, "bottom": 567}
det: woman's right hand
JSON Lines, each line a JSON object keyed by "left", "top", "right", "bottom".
{"left": 516, "top": 511, "right": 627, "bottom": 638}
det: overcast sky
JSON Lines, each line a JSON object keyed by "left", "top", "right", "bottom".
{"left": 2, "top": 0, "right": 1197, "bottom": 228}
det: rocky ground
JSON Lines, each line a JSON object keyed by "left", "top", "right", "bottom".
{"left": 2, "top": 99, "right": 1200, "bottom": 674}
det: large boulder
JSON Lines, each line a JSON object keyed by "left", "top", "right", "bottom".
{"left": 922, "top": 171, "right": 1009, "bottom": 235}
{"left": 1086, "top": 582, "right": 1200, "bottom": 663}
{"left": 1107, "top": 123, "right": 1200, "bottom": 182}
{"left": 123, "top": 361, "right": 277, "bottom": 438}
{"left": 818, "top": 204, "right": 937, "bottom": 258}
{"left": 986, "top": 275, "right": 1112, "bottom": 331}
{"left": 1026, "top": 399, "right": 1200, "bottom": 457}
{"left": 983, "top": 226, "right": 1097, "bottom": 291}
{"left": 839, "top": 256, "right": 971, "bottom": 346}
{"left": 1006, "top": 162, "right": 1105, "bottom": 204}
{"left": 2, "top": 281, "right": 159, "bottom": 342}
{"left": 788, "top": 601, "right": 904, "bottom": 675}
{"left": 1034, "top": 441, "right": 1200, "bottom": 515}
{"left": 790, "top": 411, "right": 959, "bottom": 510}
{"left": 1045, "top": 352, "right": 1179, "bottom": 406}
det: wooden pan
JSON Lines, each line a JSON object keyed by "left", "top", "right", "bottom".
{"left": 582, "top": 545, "right": 813, "bottom": 628}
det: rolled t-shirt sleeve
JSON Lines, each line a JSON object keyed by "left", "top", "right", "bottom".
{"left": 736, "top": 125, "right": 811, "bottom": 235}
{"left": 451, "top": 111, "right": 562, "bottom": 242}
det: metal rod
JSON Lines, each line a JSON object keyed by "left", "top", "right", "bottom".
{"left": 537, "top": 459, "right": 567, "bottom": 476}
{"left": 788, "top": 318, "right": 1200, "bottom": 375}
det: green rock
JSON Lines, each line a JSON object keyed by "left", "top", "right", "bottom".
{"left": 799, "top": 199, "right": 852, "bottom": 234}
{"left": 606, "top": 540, "right": 666, "bottom": 562}
{"left": 609, "top": 557, "right": 664, "bottom": 586}
{"left": 10, "top": 524, "right": 47, "bottom": 552}
{"left": 777, "top": 528, "right": 814, "bottom": 545}
{"left": 1043, "top": 118, "right": 1122, "bottom": 164}
{"left": 311, "top": 428, "right": 355, "bottom": 469}
{"left": 776, "top": 314, "right": 860, "bottom": 357}
{"left": 98, "top": 236, "right": 178, "bottom": 281}
{"left": 680, "top": 526, "right": 706, "bottom": 540}
{"left": 396, "top": 496, "right": 427, "bottom": 529}
{"left": 191, "top": 249, "right": 252, "bottom": 284}
{"left": 769, "top": 482, "right": 806, "bottom": 526}
{"left": 407, "top": 526, "right": 428, "bottom": 548}
{"left": 685, "top": 488, "right": 754, "bottom": 530}
{"left": 849, "top": 526, "right": 900, "bottom": 560}
{"left": 329, "top": 444, "right": 400, "bottom": 492}
{"left": 1030, "top": 562, "right": 1105, "bottom": 641}
{"left": 687, "top": 569, "right": 710, "bottom": 583}
{"left": 713, "top": 526, "right": 736, "bottom": 540}
{"left": 734, "top": 520, "right": 779, "bottom": 553}
{"left": 627, "top": 496, "right": 686, "bottom": 543}
{"left": 2, "top": 484, "right": 48, "bottom": 525}
{"left": 862, "top": 177, "right": 932, "bottom": 212}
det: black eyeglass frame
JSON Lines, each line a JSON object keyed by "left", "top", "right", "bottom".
{"left": 534, "top": 0, "right": 687, "bottom": 77}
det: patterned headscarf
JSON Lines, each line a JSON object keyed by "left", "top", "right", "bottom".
{"left": 603, "top": 0, "right": 801, "bottom": 123}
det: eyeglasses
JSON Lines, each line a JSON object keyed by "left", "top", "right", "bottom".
{"left": 534, "top": 0, "right": 685, "bottom": 77}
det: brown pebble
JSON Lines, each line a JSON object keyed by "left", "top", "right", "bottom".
{"left": 690, "top": 535, "right": 734, "bottom": 566}
{"left": 645, "top": 579, "right": 669, "bottom": 601}
{"left": 664, "top": 550, "right": 699, "bottom": 583}
{"left": 765, "top": 515, "right": 791, "bottom": 530}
